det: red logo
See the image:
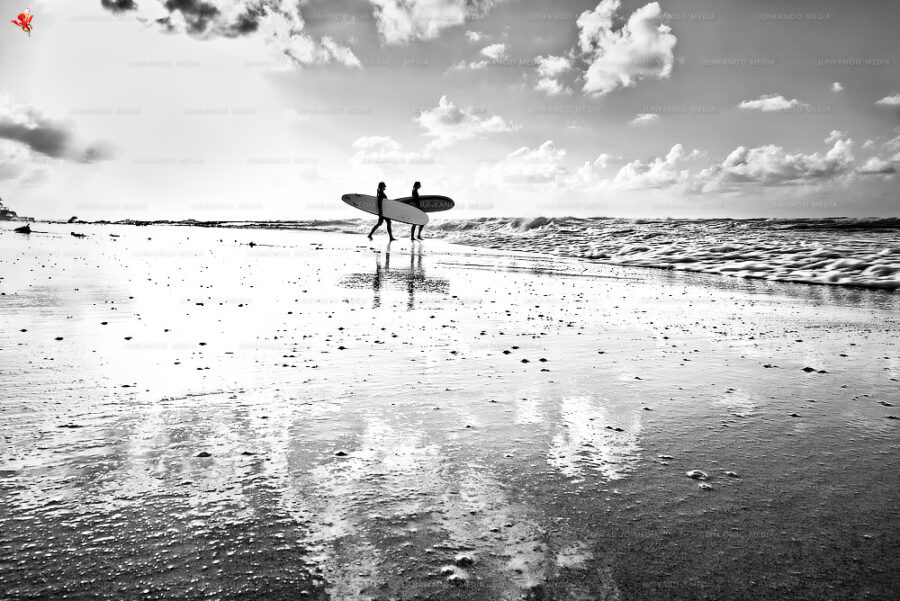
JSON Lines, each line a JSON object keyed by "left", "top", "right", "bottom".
{"left": 11, "top": 8, "right": 33, "bottom": 36}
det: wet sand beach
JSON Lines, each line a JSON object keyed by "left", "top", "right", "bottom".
{"left": 1, "top": 222, "right": 899, "bottom": 600}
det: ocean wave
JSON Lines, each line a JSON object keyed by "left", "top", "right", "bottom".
{"left": 418, "top": 217, "right": 900, "bottom": 291}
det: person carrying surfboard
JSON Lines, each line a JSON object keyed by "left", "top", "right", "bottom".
{"left": 367, "top": 182, "right": 395, "bottom": 241}
{"left": 409, "top": 181, "right": 425, "bottom": 241}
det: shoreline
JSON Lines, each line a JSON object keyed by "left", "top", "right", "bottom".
{"left": 14, "top": 216, "right": 900, "bottom": 292}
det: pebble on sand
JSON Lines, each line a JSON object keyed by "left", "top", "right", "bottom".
{"left": 686, "top": 470, "right": 708, "bottom": 480}
{"left": 196, "top": 451, "right": 212, "bottom": 458}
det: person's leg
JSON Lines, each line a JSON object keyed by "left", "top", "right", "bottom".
{"left": 387, "top": 219, "right": 395, "bottom": 241}
{"left": 417, "top": 225, "right": 424, "bottom": 240}
{"left": 368, "top": 217, "right": 383, "bottom": 240}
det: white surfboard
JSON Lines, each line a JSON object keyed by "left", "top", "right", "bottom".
{"left": 342, "top": 194, "right": 429, "bottom": 226}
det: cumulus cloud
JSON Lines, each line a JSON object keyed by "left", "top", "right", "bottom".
{"left": 738, "top": 94, "right": 809, "bottom": 112}
{"left": 857, "top": 157, "right": 896, "bottom": 175}
{"left": 369, "top": 0, "right": 499, "bottom": 45}
{"left": 575, "top": 152, "right": 623, "bottom": 185}
{"left": 0, "top": 96, "right": 114, "bottom": 163}
{"left": 350, "top": 136, "right": 432, "bottom": 167}
{"left": 825, "top": 130, "right": 846, "bottom": 144}
{"left": 415, "top": 96, "right": 516, "bottom": 149}
{"left": 578, "top": 0, "right": 677, "bottom": 96}
{"left": 630, "top": 112, "right": 659, "bottom": 125}
{"left": 700, "top": 135, "right": 855, "bottom": 189}
{"left": 831, "top": 82, "right": 843, "bottom": 93}
{"left": 480, "top": 43, "right": 507, "bottom": 61}
{"left": 101, "top": 0, "right": 360, "bottom": 67}
{"left": 451, "top": 42, "right": 509, "bottom": 70}
{"left": 876, "top": 93, "right": 900, "bottom": 107}
{"left": 534, "top": 55, "right": 573, "bottom": 96}
{"left": 465, "top": 30, "right": 485, "bottom": 42}
{"left": 532, "top": 1, "right": 676, "bottom": 97}
{"left": 608, "top": 144, "right": 704, "bottom": 190}
{"left": 478, "top": 141, "right": 569, "bottom": 185}
{"left": 577, "top": 134, "right": 865, "bottom": 194}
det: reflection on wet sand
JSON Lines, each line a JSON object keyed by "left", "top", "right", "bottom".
{"left": 4, "top": 225, "right": 899, "bottom": 600}
{"left": 547, "top": 396, "right": 643, "bottom": 481}
{"left": 338, "top": 244, "right": 450, "bottom": 309}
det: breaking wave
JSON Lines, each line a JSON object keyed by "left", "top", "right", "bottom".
{"left": 322, "top": 216, "right": 900, "bottom": 290}
{"left": 118, "top": 216, "right": 900, "bottom": 291}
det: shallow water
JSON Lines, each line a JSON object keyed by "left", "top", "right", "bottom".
{"left": 1, "top": 223, "right": 899, "bottom": 600}
{"left": 177, "top": 216, "right": 900, "bottom": 290}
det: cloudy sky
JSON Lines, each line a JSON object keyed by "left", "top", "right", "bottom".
{"left": 1, "top": 0, "right": 898, "bottom": 219}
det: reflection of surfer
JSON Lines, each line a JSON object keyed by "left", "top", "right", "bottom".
{"left": 409, "top": 181, "right": 424, "bottom": 241}
{"left": 373, "top": 249, "right": 389, "bottom": 309}
{"left": 368, "top": 182, "right": 395, "bottom": 241}
{"left": 407, "top": 242, "right": 424, "bottom": 310}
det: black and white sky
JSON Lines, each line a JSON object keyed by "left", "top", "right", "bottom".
{"left": 1, "top": 0, "right": 898, "bottom": 218}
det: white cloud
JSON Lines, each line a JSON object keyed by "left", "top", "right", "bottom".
{"left": 534, "top": 55, "right": 573, "bottom": 96}
{"left": 577, "top": 0, "right": 677, "bottom": 97}
{"left": 876, "top": 93, "right": 900, "bottom": 107}
{"left": 281, "top": 30, "right": 361, "bottom": 67}
{"left": 480, "top": 43, "right": 507, "bottom": 61}
{"left": 478, "top": 141, "right": 569, "bottom": 185}
{"left": 857, "top": 157, "right": 896, "bottom": 175}
{"left": 825, "top": 130, "right": 847, "bottom": 144}
{"left": 630, "top": 113, "right": 660, "bottom": 125}
{"left": 350, "top": 136, "right": 432, "bottom": 167}
{"left": 415, "top": 96, "right": 516, "bottom": 149}
{"left": 609, "top": 144, "right": 704, "bottom": 190}
{"left": 576, "top": 153, "right": 622, "bottom": 185}
{"left": 465, "top": 30, "right": 485, "bottom": 42}
{"left": 369, "top": 0, "right": 498, "bottom": 45}
{"left": 702, "top": 135, "right": 855, "bottom": 189}
{"left": 831, "top": 82, "right": 843, "bottom": 93}
{"left": 738, "top": 94, "right": 809, "bottom": 112}
{"left": 579, "top": 135, "right": 861, "bottom": 194}
{"left": 451, "top": 42, "right": 509, "bottom": 71}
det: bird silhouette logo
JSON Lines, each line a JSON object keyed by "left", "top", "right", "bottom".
{"left": 11, "top": 8, "right": 34, "bottom": 36}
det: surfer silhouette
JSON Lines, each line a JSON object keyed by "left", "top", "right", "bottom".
{"left": 368, "top": 182, "right": 395, "bottom": 241}
{"left": 409, "top": 181, "right": 424, "bottom": 241}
